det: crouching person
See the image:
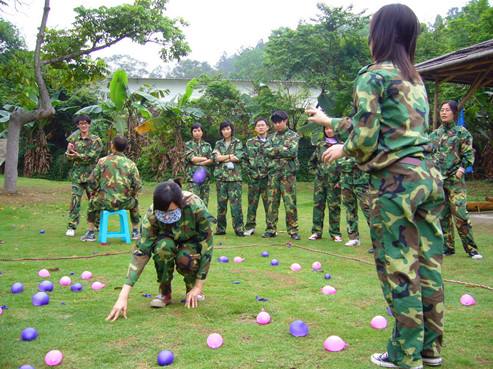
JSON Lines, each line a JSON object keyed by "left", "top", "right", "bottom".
{"left": 106, "top": 180, "right": 214, "bottom": 321}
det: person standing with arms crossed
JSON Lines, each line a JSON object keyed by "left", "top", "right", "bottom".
{"left": 307, "top": 5, "right": 445, "bottom": 368}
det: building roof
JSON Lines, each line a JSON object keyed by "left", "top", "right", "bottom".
{"left": 416, "top": 39, "right": 493, "bottom": 86}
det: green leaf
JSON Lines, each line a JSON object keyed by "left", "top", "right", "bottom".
{"left": 0, "top": 110, "right": 10, "bottom": 123}
{"left": 109, "top": 69, "right": 128, "bottom": 111}
{"left": 75, "top": 105, "right": 103, "bottom": 115}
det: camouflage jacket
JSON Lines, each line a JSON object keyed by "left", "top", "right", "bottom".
{"left": 330, "top": 62, "right": 431, "bottom": 172}
{"left": 66, "top": 131, "right": 103, "bottom": 183}
{"left": 125, "top": 191, "right": 214, "bottom": 286}
{"left": 430, "top": 122, "right": 474, "bottom": 181}
{"left": 212, "top": 137, "right": 244, "bottom": 182}
{"left": 309, "top": 139, "right": 342, "bottom": 179}
{"left": 184, "top": 139, "right": 213, "bottom": 183}
{"left": 264, "top": 128, "right": 299, "bottom": 176}
{"left": 89, "top": 152, "right": 141, "bottom": 206}
{"left": 245, "top": 135, "right": 270, "bottom": 180}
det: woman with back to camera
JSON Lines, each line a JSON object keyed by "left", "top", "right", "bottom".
{"left": 307, "top": 4, "right": 445, "bottom": 368}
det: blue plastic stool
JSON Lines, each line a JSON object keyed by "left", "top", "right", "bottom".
{"left": 98, "top": 210, "right": 131, "bottom": 244}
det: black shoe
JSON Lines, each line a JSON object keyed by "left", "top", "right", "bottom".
{"left": 422, "top": 356, "right": 443, "bottom": 367}
{"left": 468, "top": 250, "right": 483, "bottom": 260}
{"left": 215, "top": 230, "right": 226, "bottom": 236}
{"left": 443, "top": 249, "right": 455, "bottom": 256}
{"left": 368, "top": 247, "right": 375, "bottom": 254}
{"left": 262, "top": 231, "right": 277, "bottom": 238}
{"left": 80, "top": 230, "right": 96, "bottom": 242}
{"left": 290, "top": 233, "right": 301, "bottom": 240}
{"left": 131, "top": 229, "right": 140, "bottom": 240}
{"left": 235, "top": 231, "right": 245, "bottom": 237}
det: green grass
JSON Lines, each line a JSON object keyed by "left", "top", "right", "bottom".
{"left": 0, "top": 176, "right": 492, "bottom": 369}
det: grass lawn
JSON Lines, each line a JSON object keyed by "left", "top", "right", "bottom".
{"left": 0, "top": 177, "right": 492, "bottom": 369}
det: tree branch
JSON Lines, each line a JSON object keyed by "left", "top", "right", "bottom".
{"left": 34, "top": 0, "right": 53, "bottom": 113}
{"left": 42, "top": 34, "right": 130, "bottom": 65}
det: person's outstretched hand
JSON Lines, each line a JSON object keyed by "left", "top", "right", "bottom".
{"left": 322, "top": 144, "right": 345, "bottom": 163}
{"left": 305, "top": 108, "right": 331, "bottom": 127}
{"left": 106, "top": 285, "right": 131, "bottom": 321}
{"left": 185, "top": 287, "right": 202, "bottom": 309}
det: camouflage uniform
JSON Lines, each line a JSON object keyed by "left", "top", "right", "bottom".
{"left": 309, "top": 139, "right": 342, "bottom": 238}
{"left": 213, "top": 138, "right": 244, "bottom": 234}
{"left": 184, "top": 139, "right": 213, "bottom": 206}
{"left": 66, "top": 131, "right": 103, "bottom": 230}
{"left": 331, "top": 62, "right": 444, "bottom": 369}
{"left": 125, "top": 191, "right": 214, "bottom": 296}
{"left": 430, "top": 123, "right": 479, "bottom": 255}
{"left": 87, "top": 152, "right": 142, "bottom": 225}
{"left": 339, "top": 157, "right": 371, "bottom": 240}
{"left": 244, "top": 135, "right": 270, "bottom": 231}
{"left": 264, "top": 128, "right": 299, "bottom": 235}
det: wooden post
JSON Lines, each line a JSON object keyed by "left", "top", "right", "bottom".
{"left": 433, "top": 81, "right": 440, "bottom": 130}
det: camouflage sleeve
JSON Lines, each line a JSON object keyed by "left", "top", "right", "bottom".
{"left": 131, "top": 163, "right": 142, "bottom": 195}
{"left": 460, "top": 129, "right": 474, "bottom": 168}
{"left": 308, "top": 146, "right": 318, "bottom": 172}
{"left": 77, "top": 137, "right": 103, "bottom": 163}
{"left": 124, "top": 207, "right": 157, "bottom": 286}
{"left": 88, "top": 160, "right": 102, "bottom": 192}
{"left": 212, "top": 141, "right": 220, "bottom": 163}
{"left": 184, "top": 141, "right": 195, "bottom": 163}
{"left": 343, "top": 71, "right": 384, "bottom": 163}
{"left": 330, "top": 117, "right": 352, "bottom": 141}
{"left": 205, "top": 143, "right": 213, "bottom": 160}
{"left": 195, "top": 206, "right": 214, "bottom": 280}
{"left": 234, "top": 140, "right": 244, "bottom": 161}
{"left": 277, "top": 133, "right": 299, "bottom": 159}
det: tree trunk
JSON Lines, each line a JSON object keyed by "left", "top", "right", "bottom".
{"left": 4, "top": 115, "right": 23, "bottom": 193}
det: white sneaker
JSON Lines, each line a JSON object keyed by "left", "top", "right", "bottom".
{"left": 345, "top": 239, "right": 360, "bottom": 247}
{"left": 471, "top": 253, "right": 483, "bottom": 260}
{"left": 308, "top": 233, "right": 322, "bottom": 240}
{"left": 243, "top": 228, "right": 255, "bottom": 236}
{"left": 332, "top": 235, "right": 343, "bottom": 242}
{"left": 371, "top": 352, "right": 423, "bottom": 369}
{"left": 65, "top": 228, "right": 75, "bottom": 237}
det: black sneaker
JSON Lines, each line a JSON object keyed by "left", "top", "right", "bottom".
{"left": 370, "top": 352, "right": 423, "bottom": 369}
{"left": 215, "top": 230, "right": 226, "bottom": 236}
{"left": 235, "top": 231, "right": 245, "bottom": 237}
{"left": 443, "top": 249, "right": 455, "bottom": 256}
{"left": 80, "top": 230, "right": 96, "bottom": 242}
{"left": 262, "top": 231, "right": 277, "bottom": 238}
{"left": 368, "top": 247, "right": 375, "bottom": 254}
{"left": 422, "top": 356, "right": 443, "bottom": 367}
{"left": 468, "top": 250, "right": 483, "bottom": 260}
{"left": 131, "top": 229, "right": 140, "bottom": 240}
{"left": 290, "top": 233, "right": 301, "bottom": 240}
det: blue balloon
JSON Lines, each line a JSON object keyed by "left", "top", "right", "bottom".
{"left": 217, "top": 256, "right": 229, "bottom": 263}
{"left": 192, "top": 167, "right": 207, "bottom": 184}
{"left": 324, "top": 273, "right": 332, "bottom": 280}
{"left": 289, "top": 320, "right": 309, "bottom": 337}
{"left": 19, "top": 365, "right": 36, "bottom": 369}
{"left": 271, "top": 259, "right": 279, "bottom": 266}
{"left": 11, "top": 282, "right": 24, "bottom": 294}
{"left": 38, "top": 280, "right": 54, "bottom": 292}
{"left": 261, "top": 251, "right": 269, "bottom": 257}
{"left": 21, "top": 327, "right": 38, "bottom": 341}
{"left": 70, "top": 283, "right": 83, "bottom": 292}
{"left": 39, "top": 229, "right": 45, "bottom": 234}
{"left": 32, "top": 292, "right": 50, "bottom": 306}
{"left": 157, "top": 350, "right": 174, "bottom": 366}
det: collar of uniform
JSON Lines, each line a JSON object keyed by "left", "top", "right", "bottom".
{"left": 442, "top": 121, "right": 456, "bottom": 131}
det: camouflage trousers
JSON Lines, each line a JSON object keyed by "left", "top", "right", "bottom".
{"left": 245, "top": 177, "right": 269, "bottom": 230}
{"left": 68, "top": 181, "right": 91, "bottom": 230}
{"left": 216, "top": 181, "right": 244, "bottom": 234}
{"left": 266, "top": 173, "right": 298, "bottom": 235}
{"left": 311, "top": 176, "right": 341, "bottom": 238}
{"left": 153, "top": 237, "right": 202, "bottom": 296}
{"left": 186, "top": 181, "right": 210, "bottom": 207}
{"left": 341, "top": 171, "right": 371, "bottom": 240}
{"left": 369, "top": 159, "right": 444, "bottom": 369}
{"left": 441, "top": 178, "right": 478, "bottom": 254}
{"left": 87, "top": 196, "right": 140, "bottom": 226}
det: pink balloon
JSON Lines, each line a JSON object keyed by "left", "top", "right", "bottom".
{"left": 81, "top": 271, "right": 92, "bottom": 280}
{"left": 91, "top": 281, "right": 105, "bottom": 291}
{"left": 370, "top": 315, "right": 388, "bottom": 330}
{"left": 44, "top": 350, "right": 63, "bottom": 366}
{"left": 0, "top": 307, "right": 3, "bottom": 315}
{"left": 256, "top": 311, "right": 271, "bottom": 325}
{"left": 233, "top": 256, "right": 244, "bottom": 263}
{"left": 59, "top": 276, "right": 71, "bottom": 286}
{"left": 207, "top": 333, "right": 223, "bottom": 349}
{"left": 460, "top": 294, "right": 476, "bottom": 306}
{"left": 38, "top": 269, "right": 50, "bottom": 278}
{"left": 323, "top": 336, "right": 346, "bottom": 352}
{"left": 290, "top": 263, "right": 302, "bottom": 272}
{"left": 321, "top": 285, "right": 337, "bottom": 295}
{"left": 312, "top": 261, "right": 322, "bottom": 271}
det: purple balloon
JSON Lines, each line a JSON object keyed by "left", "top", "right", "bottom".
{"left": 261, "top": 251, "right": 269, "bottom": 257}
{"left": 32, "top": 292, "right": 50, "bottom": 306}
{"left": 11, "top": 282, "right": 24, "bottom": 294}
{"left": 39, "top": 229, "right": 45, "bottom": 234}
{"left": 21, "top": 327, "right": 38, "bottom": 341}
{"left": 192, "top": 167, "right": 207, "bottom": 184}
{"left": 217, "top": 256, "right": 229, "bottom": 263}
{"left": 324, "top": 273, "right": 332, "bottom": 280}
{"left": 270, "top": 259, "right": 279, "bottom": 266}
{"left": 289, "top": 320, "right": 309, "bottom": 337}
{"left": 157, "top": 350, "right": 174, "bottom": 366}
{"left": 19, "top": 365, "right": 36, "bottom": 369}
{"left": 71, "top": 283, "right": 83, "bottom": 292}
{"left": 38, "top": 280, "right": 54, "bottom": 292}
